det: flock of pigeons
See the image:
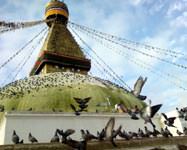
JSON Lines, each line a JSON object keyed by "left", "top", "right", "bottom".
{"left": 0, "top": 74, "right": 186, "bottom": 149}
{"left": 176, "top": 107, "right": 187, "bottom": 121}
{"left": 11, "top": 116, "right": 187, "bottom": 150}
{"left": 0, "top": 72, "right": 119, "bottom": 99}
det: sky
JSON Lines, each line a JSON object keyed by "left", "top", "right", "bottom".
{"left": 0, "top": 0, "right": 187, "bottom": 112}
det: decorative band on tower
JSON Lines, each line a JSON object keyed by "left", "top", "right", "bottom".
{"left": 45, "top": 0, "right": 69, "bottom": 26}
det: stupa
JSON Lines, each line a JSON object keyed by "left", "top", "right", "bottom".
{"left": 0, "top": 0, "right": 150, "bottom": 145}
{"left": 0, "top": 0, "right": 145, "bottom": 113}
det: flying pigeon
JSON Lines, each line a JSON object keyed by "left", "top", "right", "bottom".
{"left": 70, "top": 104, "right": 80, "bottom": 116}
{"left": 104, "top": 117, "right": 117, "bottom": 147}
{"left": 140, "top": 100, "right": 162, "bottom": 128}
{"left": 161, "top": 113, "right": 176, "bottom": 128}
{"left": 132, "top": 76, "right": 147, "bottom": 100}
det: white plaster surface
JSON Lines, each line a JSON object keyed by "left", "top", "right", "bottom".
{"left": 0, "top": 112, "right": 160, "bottom": 145}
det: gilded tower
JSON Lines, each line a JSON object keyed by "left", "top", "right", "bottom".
{"left": 30, "top": 0, "right": 91, "bottom": 75}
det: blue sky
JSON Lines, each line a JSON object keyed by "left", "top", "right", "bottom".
{"left": 0, "top": 0, "right": 187, "bottom": 112}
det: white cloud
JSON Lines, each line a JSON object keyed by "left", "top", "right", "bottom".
{"left": 170, "top": 11, "right": 187, "bottom": 28}
{"left": 130, "top": 0, "right": 143, "bottom": 6}
{"left": 167, "top": 1, "right": 184, "bottom": 17}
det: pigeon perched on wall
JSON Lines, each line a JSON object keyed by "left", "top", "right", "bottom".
{"left": 80, "top": 129, "right": 97, "bottom": 141}
{"left": 28, "top": 133, "right": 38, "bottom": 143}
{"left": 12, "top": 130, "right": 24, "bottom": 144}
{"left": 118, "top": 129, "right": 130, "bottom": 140}
{"left": 65, "top": 138, "right": 87, "bottom": 150}
{"left": 144, "top": 126, "right": 152, "bottom": 138}
{"left": 50, "top": 129, "right": 60, "bottom": 143}
{"left": 183, "top": 127, "right": 187, "bottom": 135}
{"left": 164, "top": 127, "right": 173, "bottom": 137}
{"left": 160, "top": 128, "right": 169, "bottom": 138}
{"left": 140, "top": 100, "right": 162, "bottom": 128}
{"left": 85, "top": 130, "right": 97, "bottom": 140}
{"left": 176, "top": 130, "right": 183, "bottom": 136}
{"left": 152, "top": 128, "right": 161, "bottom": 137}
{"left": 97, "top": 129, "right": 105, "bottom": 141}
{"left": 137, "top": 128, "right": 145, "bottom": 138}
{"left": 57, "top": 129, "right": 75, "bottom": 143}
{"left": 177, "top": 144, "right": 187, "bottom": 150}
{"left": 161, "top": 113, "right": 176, "bottom": 128}
{"left": 12, "top": 130, "right": 21, "bottom": 144}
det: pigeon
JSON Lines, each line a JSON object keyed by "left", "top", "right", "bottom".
{"left": 178, "top": 144, "right": 187, "bottom": 150}
{"left": 152, "top": 128, "right": 161, "bottom": 137}
{"left": 176, "top": 108, "right": 184, "bottom": 118}
{"left": 50, "top": 129, "right": 60, "bottom": 143}
{"left": 183, "top": 127, "right": 187, "bottom": 135}
{"left": 57, "top": 129, "right": 75, "bottom": 143}
{"left": 132, "top": 76, "right": 147, "bottom": 100}
{"left": 118, "top": 129, "right": 130, "bottom": 140}
{"left": 140, "top": 100, "right": 162, "bottom": 128}
{"left": 112, "top": 125, "right": 122, "bottom": 139}
{"left": 85, "top": 130, "right": 97, "bottom": 140}
{"left": 176, "top": 130, "right": 183, "bottom": 136}
{"left": 128, "top": 131, "right": 138, "bottom": 139}
{"left": 74, "top": 97, "right": 91, "bottom": 112}
{"left": 28, "top": 133, "right": 38, "bottom": 143}
{"left": 161, "top": 113, "right": 176, "bottom": 128}
{"left": 127, "top": 109, "right": 139, "bottom": 120}
{"left": 65, "top": 138, "right": 87, "bottom": 150}
{"left": 80, "top": 129, "right": 87, "bottom": 140}
{"left": 104, "top": 117, "right": 117, "bottom": 147}
{"left": 160, "top": 128, "right": 169, "bottom": 138}
{"left": 74, "top": 97, "right": 91, "bottom": 106}
{"left": 164, "top": 127, "right": 173, "bottom": 137}
{"left": 79, "top": 104, "right": 88, "bottom": 112}
{"left": 150, "top": 148, "right": 166, "bottom": 150}
{"left": 97, "top": 129, "right": 105, "bottom": 141}
{"left": 184, "top": 113, "right": 187, "bottom": 121}
{"left": 12, "top": 130, "right": 22, "bottom": 144}
{"left": 144, "top": 126, "right": 152, "bottom": 138}
{"left": 80, "top": 129, "right": 97, "bottom": 141}
{"left": 137, "top": 128, "right": 145, "bottom": 138}
{"left": 137, "top": 95, "right": 147, "bottom": 101}
{"left": 70, "top": 104, "right": 80, "bottom": 116}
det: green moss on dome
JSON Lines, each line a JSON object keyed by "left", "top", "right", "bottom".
{"left": 0, "top": 84, "right": 145, "bottom": 112}
{"left": 0, "top": 72, "right": 146, "bottom": 113}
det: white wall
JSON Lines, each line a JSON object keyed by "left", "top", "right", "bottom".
{"left": 0, "top": 112, "right": 160, "bottom": 145}
{"left": 0, "top": 115, "right": 6, "bottom": 144}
